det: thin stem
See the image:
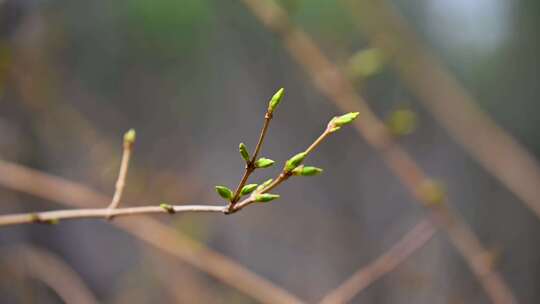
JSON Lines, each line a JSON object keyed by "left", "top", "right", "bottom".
{"left": 305, "top": 128, "right": 332, "bottom": 155}
{"left": 252, "top": 113, "right": 273, "bottom": 161}
{"left": 230, "top": 166, "right": 255, "bottom": 206}
{"left": 107, "top": 139, "right": 133, "bottom": 212}
{"left": 8, "top": 245, "right": 99, "bottom": 304}
{"left": 319, "top": 219, "right": 436, "bottom": 304}
{"left": 229, "top": 112, "right": 273, "bottom": 210}
{"left": 0, "top": 204, "right": 227, "bottom": 226}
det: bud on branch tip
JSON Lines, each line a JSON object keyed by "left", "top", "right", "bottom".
{"left": 329, "top": 112, "right": 360, "bottom": 132}
{"left": 255, "top": 193, "right": 280, "bottom": 203}
{"left": 268, "top": 88, "right": 285, "bottom": 114}
{"left": 124, "top": 129, "right": 136, "bottom": 145}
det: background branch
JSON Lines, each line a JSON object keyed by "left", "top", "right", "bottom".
{"left": 5, "top": 245, "right": 99, "bottom": 304}
{"left": 342, "top": 0, "right": 540, "bottom": 222}
{"left": 238, "top": 1, "right": 517, "bottom": 303}
{"left": 319, "top": 218, "right": 437, "bottom": 304}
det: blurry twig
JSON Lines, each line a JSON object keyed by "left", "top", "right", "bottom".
{"left": 343, "top": 0, "right": 540, "bottom": 220}
{"left": 145, "top": 248, "right": 225, "bottom": 303}
{"left": 6, "top": 245, "right": 99, "bottom": 304}
{"left": 238, "top": 1, "right": 517, "bottom": 303}
{"left": 319, "top": 219, "right": 436, "bottom": 304}
{"left": 0, "top": 160, "right": 305, "bottom": 304}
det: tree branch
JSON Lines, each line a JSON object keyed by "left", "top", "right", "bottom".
{"left": 0, "top": 204, "right": 226, "bottom": 226}
{"left": 0, "top": 159, "right": 305, "bottom": 304}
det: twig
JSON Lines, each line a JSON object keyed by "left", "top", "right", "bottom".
{"left": 0, "top": 159, "right": 305, "bottom": 304}
{"left": 6, "top": 245, "right": 99, "bottom": 304}
{"left": 229, "top": 104, "right": 274, "bottom": 211}
{"left": 238, "top": 1, "right": 517, "bottom": 303}
{"left": 319, "top": 219, "right": 437, "bottom": 304}
{"left": 342, "top": 0, "right": 540, "bottom": 221}
{"left": 0, "top": 204, "right": 226, "bottom": 226}
{"left": 107, "top": 129, "right": 135, "bottom": 213}
{"left": 145, "top": 248, "right": 225, "bottom": 303}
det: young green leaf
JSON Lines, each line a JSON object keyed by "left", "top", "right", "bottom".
{"left": 292, "top": 165, "right": 323, "bottom": 176}
{"left": 285, "top": 152, "right": 307, "bottom": 172}
{"left": 268, "top": 88, "right": 285, "bottom": 114}
{"left": 240, "top": 184, "right": 258, "bottom": 196}
{"left": 215, "top": 186, "right": 233, "bottom": 200}
{"left": 254, "top": 157, "right": 275, "bottom": 168}
{"left": 254, "top": 193, "right": 280, "bottom": 203}
{"left": 239, "top": 143, "right": 250, "bottom": 162}
{"left": 329, "top": 112, "right": 360, "bottom": 132}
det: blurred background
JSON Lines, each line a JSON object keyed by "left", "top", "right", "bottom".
{"left": 1, "top": 0, "right": 539, "bottom": 303}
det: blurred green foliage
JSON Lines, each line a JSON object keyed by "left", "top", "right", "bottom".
{"left": 121, "top": 0, "right": 213, "bottom": 55}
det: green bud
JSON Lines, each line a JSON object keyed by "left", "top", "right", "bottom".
{"left": 347, "top": 48, "right": 386, "bottom": 78}
{"left": 285, "top": 152, "right": 307, "bottom": 172}
{"left": 159, "top": 203, "right": 175, "bottom": 214}
{"left": 215, "top": 186, "right": 233, "bottom": 201}
{"left": 268, "top": 88, "right": 285, "bottom": 113}
{"left": 419, "top": 179, "right": 446, "bottom": 205}
{"left": 239, "top": 143, "right": 250, "bottom": 162}
{"left": 256, "top": 178, "right": 274, "bottom": 191}
{"left": 254, "top": 157, "right": 275, "bottom": 168}
{"left": 329, "top": 112, "right": 360, "bottom": 131}
{"left": 240, "top": 184, "right": 258, "bottom": 196}
{"left": 124, "top": 129, "right": 136, "bottom": 145}
{"left": 387, "top": 109, "right": 417, "bottom": 136}
{"left": 292, "top": 165, "right": 323, "bottom": 176}
{"left": 254, "top": 193, "right": 280, "bottom": 203}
